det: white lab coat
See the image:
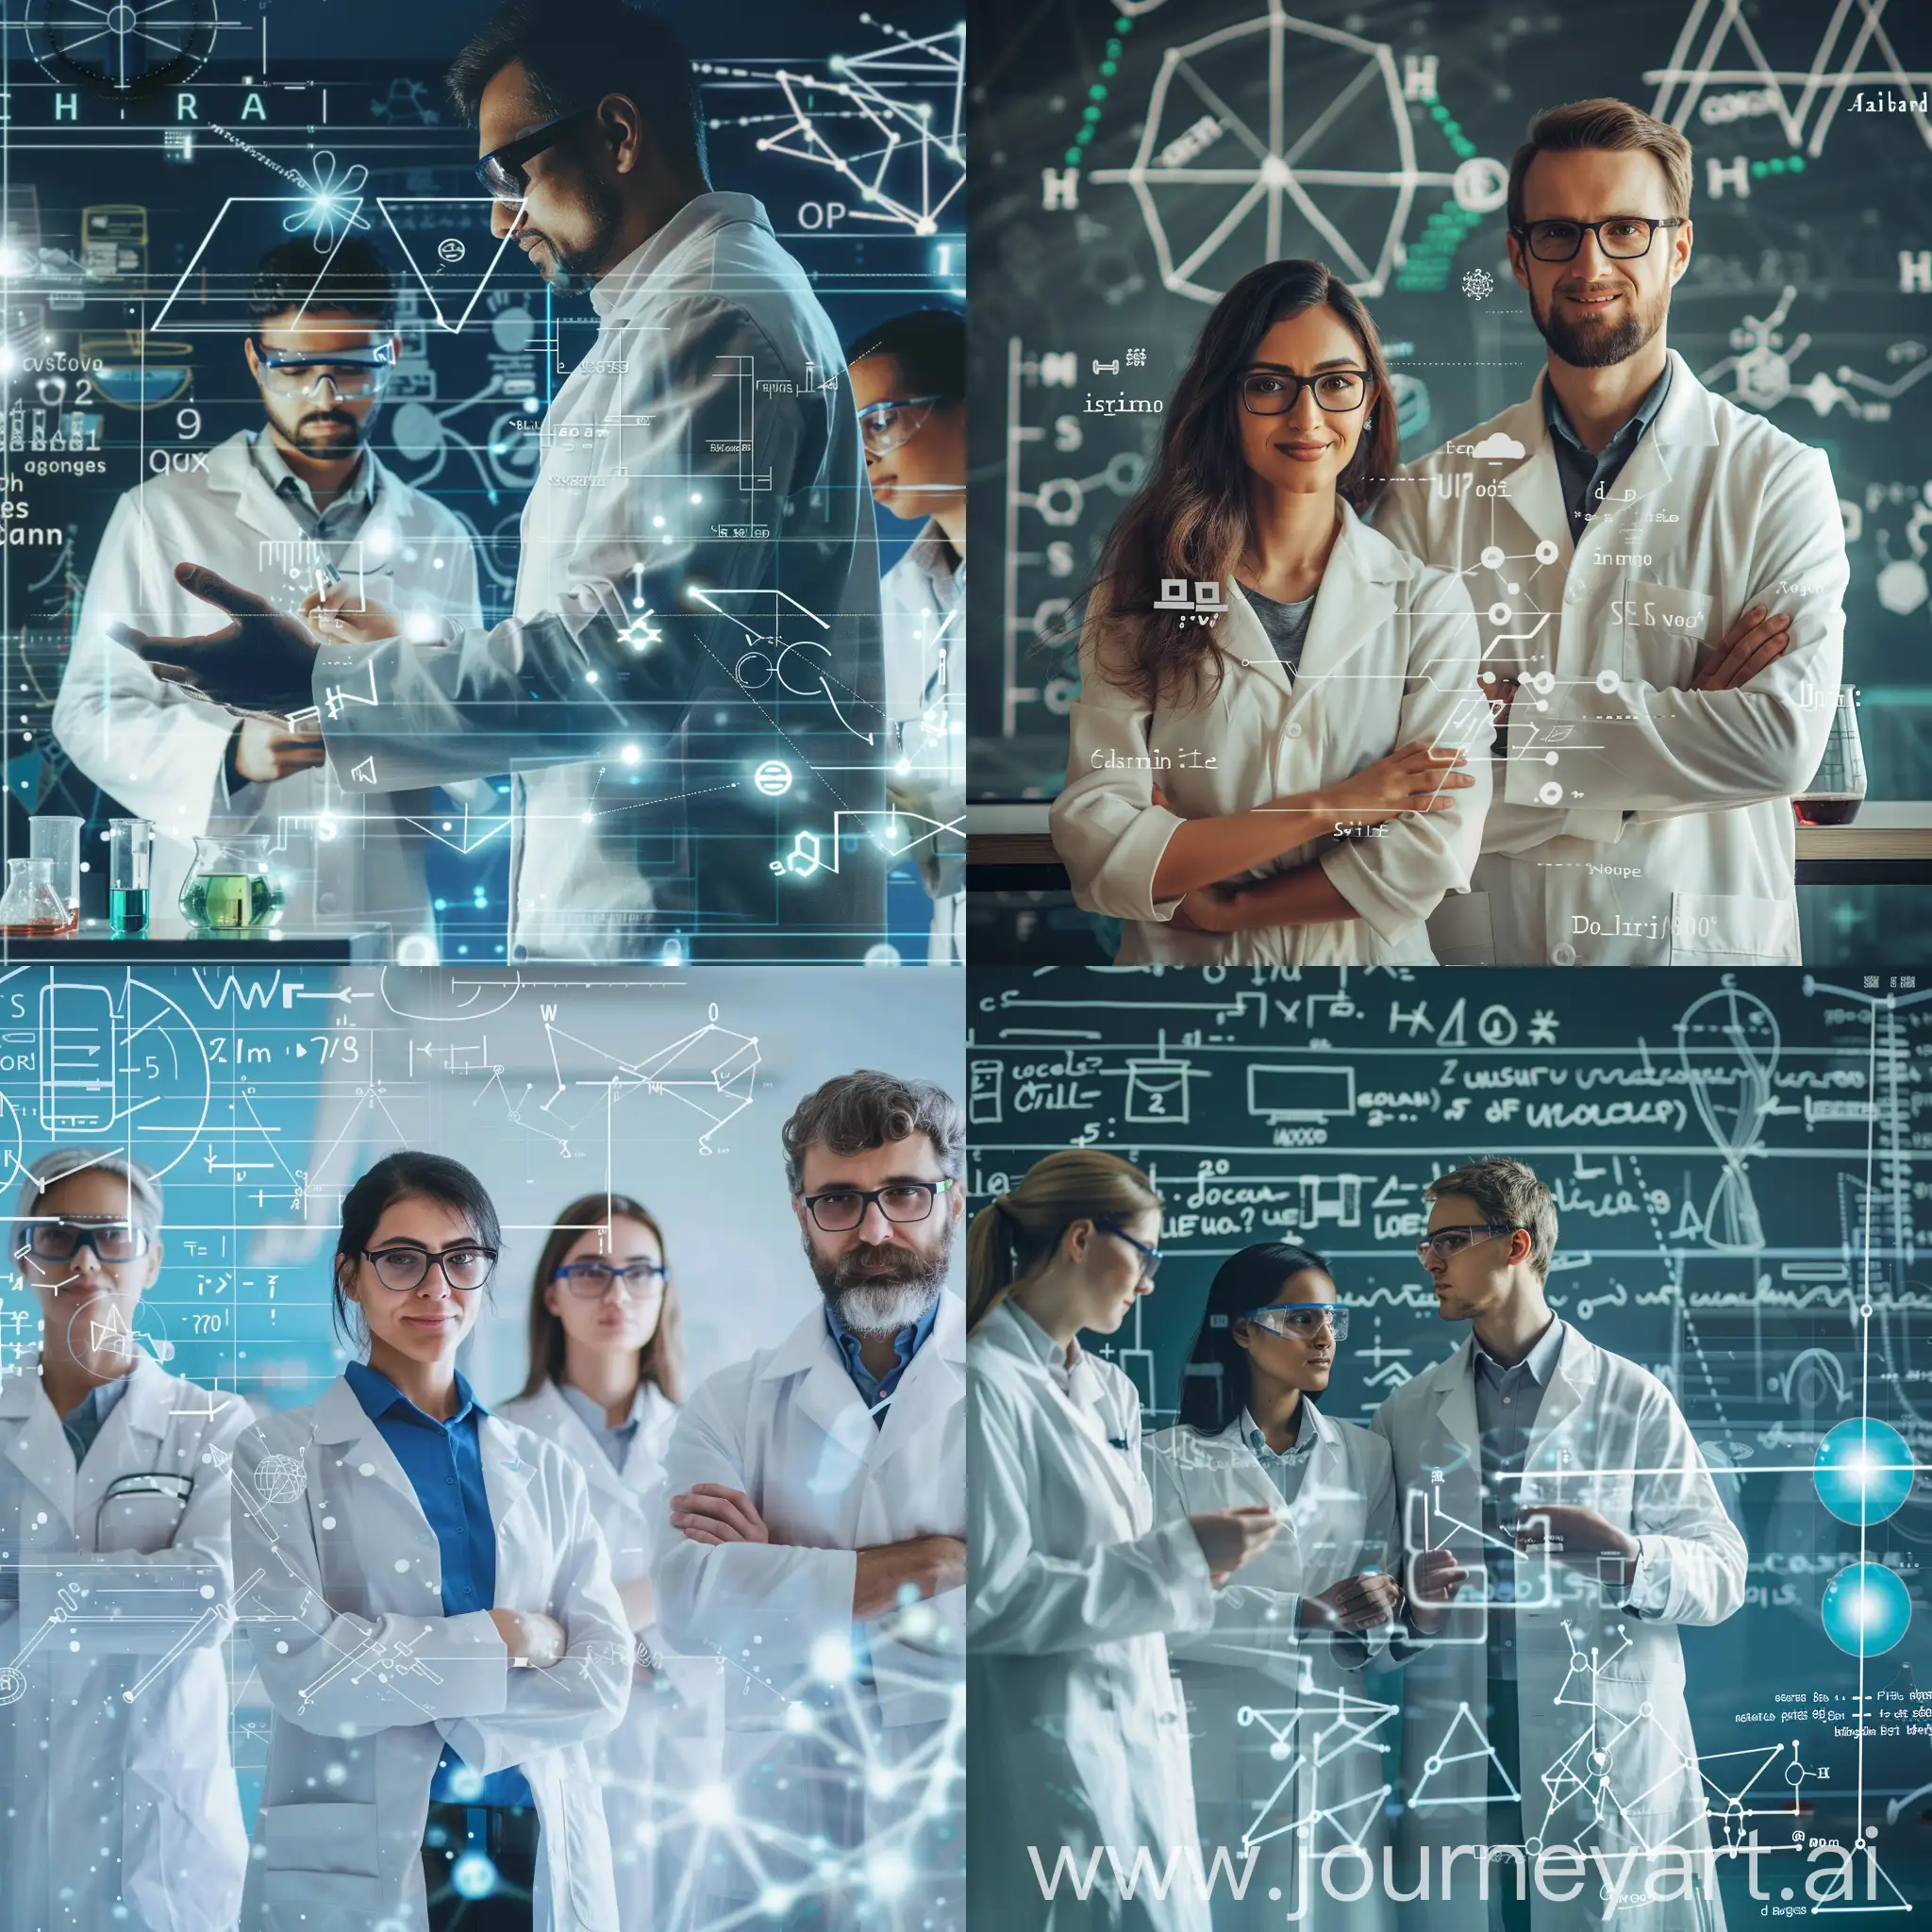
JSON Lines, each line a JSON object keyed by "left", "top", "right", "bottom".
{"left": 881, "top": 522, "right": 965, "bottom": 965}
{"left": 499, "top": 1377, "right": 724, "bottom": 1932}
{"left": 1145, "top": 1409, "right": 1399, "bottom": 1932}
{"left": 652, "top": 1292, "right": 966, "bottom": 1929}
{"left": 968, "top": 1300, "right": 1217, "bottom": 1932}
{"left": 316, "top": 193, "right": 887, "bottom": 962}
{"left": 0, "top": 1350, "right": 251, "bottom": 1932}
{"left": 1052, "top": 502, "right": 1492, "bottom": 963}
{"left": 55, "top": 430, "right": 482, "bottom": 952}
{"left": 1371, "top": 1329, "right": 1746, "bottom": 1932}
{"left": 1375, "top": 351, "right": 1847, "bottom": 964}
{"left": 230, "top": 1374, "right": 632, "bottom": 1932}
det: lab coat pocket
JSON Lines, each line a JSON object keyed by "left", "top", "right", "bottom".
{"left": 258, "top": 1801, "right": 385, "bottom": 1929}
{"left": 95, "top": 1482, "right": 191, "bottom": 1555}
{"left": 1666, "top": 891, "right": 1798, "bottom": 965}
{"left": 1426, "top": 889, "right": 1495, "bottom": 965}
{"left": 1613, "top": 581, "right": 1713, "bottom": 690}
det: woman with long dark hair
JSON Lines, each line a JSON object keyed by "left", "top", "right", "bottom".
{"left": 231, "top": 1153, "right": 630, "bottom": 1932}
{"left": 501, "top": 1192, "right": 722, "bottom": 1932}
{"left": 1051, "top": 258, "right": 1491, "bottom": 963}
{"left": 1146, "top": 1243, "right": 1401, "bottom": 1927}
{"left": 966, "top": 1151, "right": 1280, "bottom": 1931}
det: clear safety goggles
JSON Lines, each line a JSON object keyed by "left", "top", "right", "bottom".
{"left": 858, "top": 393, "right": 946, "bottom": 458}
{"left": 25, "top": 1219, "right": 151, "bottom": 1264}
{"left": 256, "top": 342, "right": 394, "bottom": 401}
{"left": 1245, "top": 1301, "right": 1349, "bottom": 1342}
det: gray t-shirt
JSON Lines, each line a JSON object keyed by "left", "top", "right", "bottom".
{"left": 1241, "top": 583, "right": 1316, "bottom": 676}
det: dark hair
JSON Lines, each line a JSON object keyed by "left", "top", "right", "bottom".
{"left": 1507, "top": 97, "right": 1692, "bottom": 235}
{"left": 1176, "top": 1242, "right": 1333, "bottom": 1435}
{"left": 780, "top": 1071, "right": 963, "bottom": 1195}
{"left": 966, "top": 1150, "right": 1161, "bottom": 1333}
{"left": 519, "top": 1191, "right": 684, "bottom": 1403}
{"left": 845, "top": 308, "right": 967, "bottom": 405}
{"left": 331, "top": 1152, "right": 503, "bottom": 1345}
{"left": 447, "top": 0, "right": 708, "bottom": 184}
{"left": 249, "top": 237, "right": 396, "bottom": 328}
{"left": 1088, "top": 258, "right": 1399, "bottom": 709}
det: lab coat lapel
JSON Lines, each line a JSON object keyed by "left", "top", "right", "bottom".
{"left": 73, "top": 1356, "right": 171, "bottom": 1536}
{"left": 1424, "top": 1338, "right": 1484, "bottom": 1542}
{"left": 1582, "top": 351, "right": 1721, "bottom": 535}
{"left": 1221, "top": 584, "right": 1294, "bottom": 701}
{"left": 476, "top": 1412, "right": 544, "bottom": 1555}
{"left": 0, "top": 1353, "right": 75, "bottom": 1529}
{"left": 1522, "top": 1324, "right": 1600, "bottom": 1478}
{"left": 311, "top": 1374, "right": 432, "bottom": 1508}
{"left": 205, "top": 432, "right": 304, "bottom": 544}
{"left": 525, "top": 1379, "right": 636, "bottom": 1516}
{"left": 872, "top": 1291, "right": 965, "bottom": 1471}
{"left": 1295, "top": 505, "right": 1395, "bottom": 689}
{"left": 770, "top": 1306, "right": 878, "bottom": 1468}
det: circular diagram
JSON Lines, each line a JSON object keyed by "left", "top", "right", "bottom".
{"left": 25, "top": 0, "right": 220, "bottom": 98}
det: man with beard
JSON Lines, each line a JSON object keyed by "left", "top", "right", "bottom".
{"left": 110, "top": 0, "right": 886, "bottom": 964}
{"left": 653, "top": 1070, "right": 965, "bottom": 1931}
{"left": 55, "top": 239, "right": 480, "bottom": 950}
{"left": 1377, "top": 98, "right": 1846, "bottom": 967}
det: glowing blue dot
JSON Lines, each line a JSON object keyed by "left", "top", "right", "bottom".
{"left": 451, "top": 1851, "right": 497, "bottom": 1899}
{"left": 1814, "top": 1418, "right": 1914, "bottom": 1526}
{"left": 1821, "top": 1562, "right": 1911, "bottom": 1657}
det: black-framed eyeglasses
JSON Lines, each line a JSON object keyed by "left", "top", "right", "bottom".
{"left": 1096, "top": 1219, "right": 1163, "bottom": 1282}
{"left": 555, "top": 1257, "right": 668, "bottom": 1298}
{"left": 802, "top": 1178, "right": 955, "bottom": 1233}
{"left": 475, "top": 107, "right": 593, "bottom": 203}
{"left": 25, "top": 1220, "right": 151, "bottom": 1265}
{"left": 361, "top": 1244, "right": 498, "bottom": 1291}
{"left": 858, "top": 394, "right": 947, "bottom": 457}
{"left": 1416, "top": 1224, "right": 1522, "bottom": 1264}
{"left": 254, "top": 341, "right": 393, "bottom": 401}
{"left": 1510, "top": 216, "right": 1684, "bottom": 262}
{"left": 1239, "top": 368, "right": 1373, "bottom": 415}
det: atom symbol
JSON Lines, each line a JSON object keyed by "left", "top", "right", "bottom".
{"left": 284, "top": 152, "right": 373, "bottom": 252}
{"left": 1461, "top": 267, "right": 1495, "bottom": 300}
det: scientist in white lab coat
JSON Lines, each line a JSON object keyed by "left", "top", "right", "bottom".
{"left": 1373, "top": 1158, "right": 1745, "bottom": 1932}
{"left": 55, "top": 237, "right": 482, "bottom": 954}
{"left": 847, "top": 308, "right": 967, "bottom": 966}
{"left": 1375, "top": 98, "right": 1848, "bottom": 966}
{"left": 0, "top": 1147, "right": 250, "bottom": 1932}
{"left": 116, "top": 1, "right": 886, "bottom": 964}
{"left": 653, "top": 1071, "right": 968, "bottom": 1928}
{"left": 231, "top": 1153, "right": 631, "bottom": 1932}
{"left": 1051, "top": 258, "right": 1491, "bottom": 964}
{"left": 1146, "top": 1243, "right": 1401, "bottom": 1930}
{"left": 501, "top": 1191, "right": 723, "bottom": 1932}
{"left": 968, "top": 1150, "right": 1281, "bottom": 1932}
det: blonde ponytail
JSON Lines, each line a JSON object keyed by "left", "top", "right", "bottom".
{"left": 966, "top": 1149, "right": 1161, "bottom": 1332}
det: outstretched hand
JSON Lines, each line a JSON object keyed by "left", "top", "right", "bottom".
{"left": 108, "top": 563, "right": 323, "bottom": 715}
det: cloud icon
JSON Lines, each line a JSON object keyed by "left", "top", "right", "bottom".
{"left": 1470, "top": 431, "right": 1526, "bottom": 460}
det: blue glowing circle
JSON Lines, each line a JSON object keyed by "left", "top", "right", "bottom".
{"left": 1820, "top": 1562, "right": 1911, "bottom": 1658}
{"left": 1813, "top": 1418, "right": 1914, "bottom": 1526}
{"left": 451, "top": 1851, "right": 498, "bottom": 1900}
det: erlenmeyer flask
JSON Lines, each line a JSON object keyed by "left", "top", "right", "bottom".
{"left": 0, "top": 858, "right": 74, "bottom": 935}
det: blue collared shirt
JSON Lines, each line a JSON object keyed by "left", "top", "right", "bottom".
{"left": 824, "top": 1293, "right": 940, "bottom": 1424}
{"left": 62, "top": 1373, "right": 131, "bottom": 1465}
{"left": 1543, "top": 362, "right": 1673, "bottom": 545}
{"left": 344, "top": 1361, "right": 533, "bottom": 1808}
{"left": 556, "top": 1378, "right": 643, "bottom": 1470}
{"left": 1242, "top": 1398, "right": 1320, "bottom": 1509}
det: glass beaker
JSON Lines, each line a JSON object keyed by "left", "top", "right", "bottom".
{"left": 1795, "top": 685, "right": 1868, "bottom": 827}
{"left": 0, "top": 857, "right": 74, "bottom": 935}
{"left": 179, "top": 834, "right": 286, "bottom": 932}
{"left": 28, "top": 815, "right": 82, "bottom": 929}
{"left": 108, "top": 819, "right": 154, "bottom": 936}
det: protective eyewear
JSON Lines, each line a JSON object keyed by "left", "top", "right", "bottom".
{"left": 1239, "top": 368, "right": 1372, "bottom": 415}
{"left": 555, "top": 1258, "right": 667, "bottom": 1298}
{"left": 1246, "top": 1301, "right": 1350, "bottom": 1342}
{"left": 25, "top": 1220, "right": 151, "bottom": 1264}
{"left": 802, "top": 1178, "right": 955, "bottom": 1233}
{"left": 361, "top": 1243, "right": 497, "bottom": 1291}
{"left": 255, "top": 343, "right": 393, "bottom": 400}
{"left": 1416, "top": 1224, "right": 1522, "bottom": 1264}
{"left": 1096, "top": 1219, "right": 1163, "bottom": 1282}
{"left": 475, "top": 107, "right": 593, "bottom": 203}
{"left": 858, "top": 394, "right": 947, "bottom": 457}
{"left": 1510, "top": 215, "right": 1684, "bottom": 262}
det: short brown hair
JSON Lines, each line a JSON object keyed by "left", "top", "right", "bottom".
{"left": 781, "top": 1071, "right": 963, "bottom": 1195}
{"left": 1426, "top": 1158, "right": 1558, "bottom": 1281}
{"left": 1507, "top": 98, "right": 1692, "bottom": 234}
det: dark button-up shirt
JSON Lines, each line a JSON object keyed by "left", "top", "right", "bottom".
{"left": 1543, "top": 363, "right": 1673, "bottom": 545}
{"left": 1473, "top": 1317, "right": 1566, "bottom": 1682}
